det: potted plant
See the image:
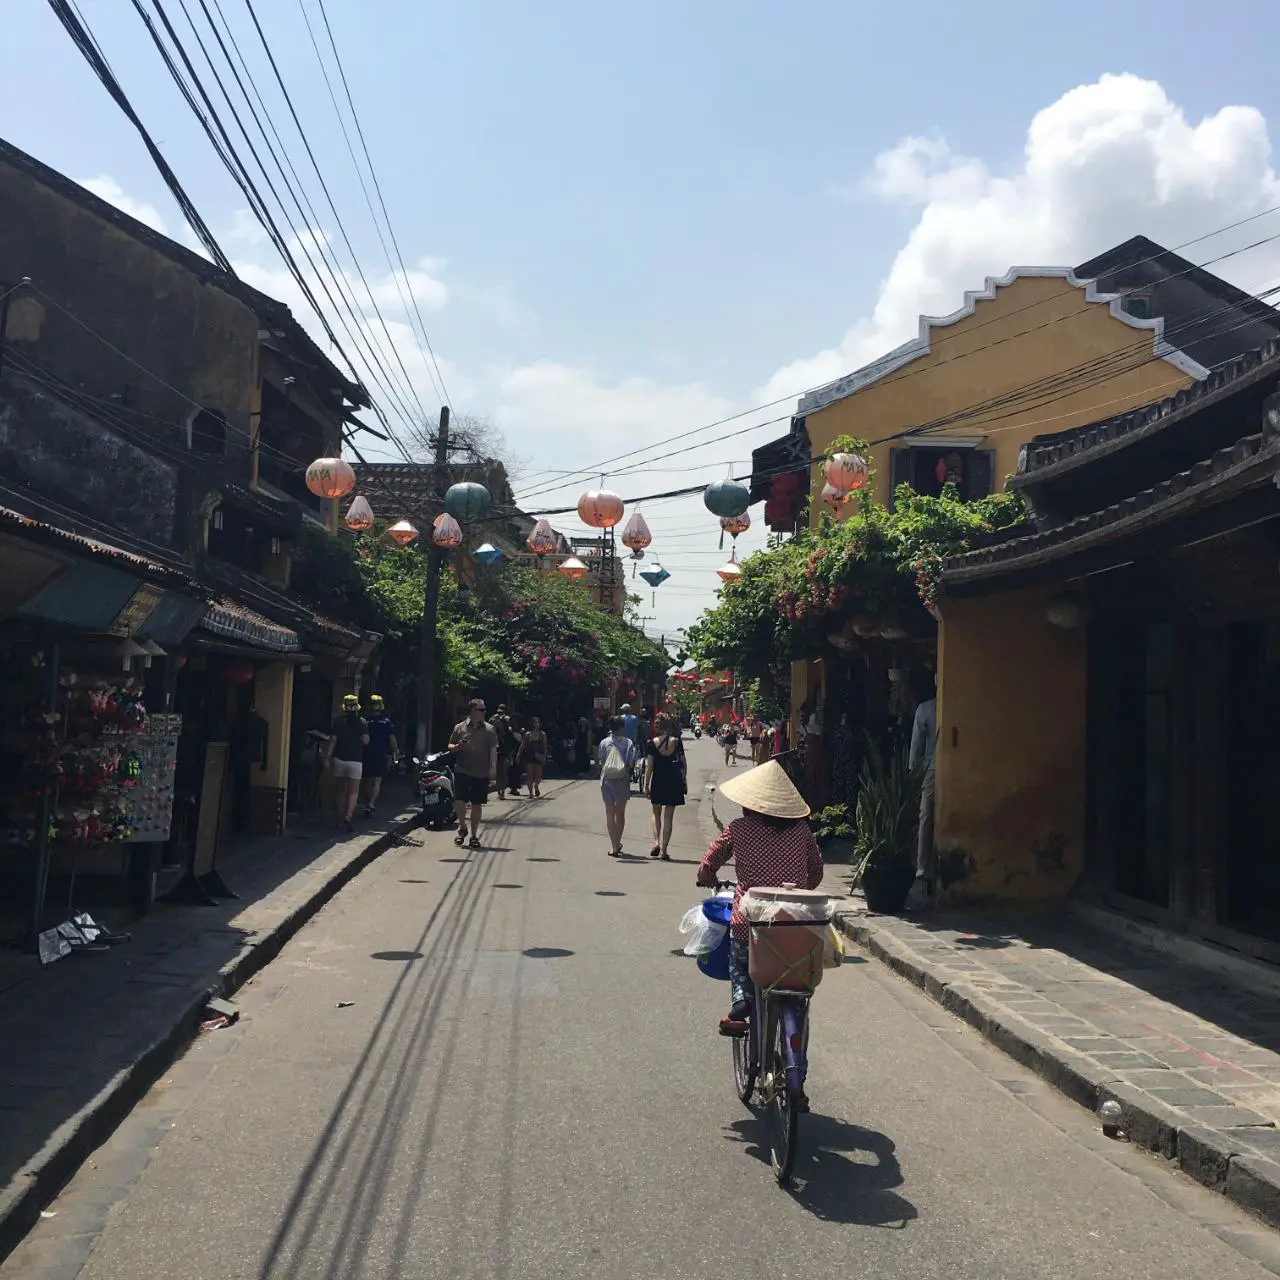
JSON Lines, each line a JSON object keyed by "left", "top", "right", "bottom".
{"left": 852, "top": 737, "right": 925, "bottom": 913}
{"left": 810, "top": 803, "right": 857, "bottom": 863}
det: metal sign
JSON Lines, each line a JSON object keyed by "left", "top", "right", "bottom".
{"left": 108, "top": 582, "right": 164, "bottom": 637}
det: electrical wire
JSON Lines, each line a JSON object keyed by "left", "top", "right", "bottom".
{"left": 182, "top": 0, "right": 435, "bottom": 439}
{"left": 308, "top": 0, "right": 452, "bottom": 411}
{"left": 137, "top": 0, "right": 431, "bottom": 443}
{"left": 514, "top": 221, "right": 1280, "bottom": 500}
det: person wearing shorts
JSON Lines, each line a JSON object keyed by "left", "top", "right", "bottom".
{"left": 449, "top": 699, "right": 498, "bottom": 849}
{"left": 361, "top": 694, "right": 398, "bottom": 817}
{"left": 326, "top": 694, "right": 369, "bottom": 833}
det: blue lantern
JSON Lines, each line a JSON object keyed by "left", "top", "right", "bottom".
{"left": 639, "top": 562, "right": 670, "bottom": 588}
{"left": 703, "top": 478, "right": 750, "bottom": 518}
{"left": 473, "top": 542, "right": 504, "bottom": 567}
{"left": 444, "top": 481, "right": 491, "bottom": 524}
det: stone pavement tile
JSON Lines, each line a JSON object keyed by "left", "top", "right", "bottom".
{"left": 1147, "top": 1085, "right": 1236, "bottom": 1107}
{"left": 1178, "top": 1105, "right": 1276, "bottom": 1129}
{"left": 1090, "top": 1051, "right": 1170, "bottom": 1071}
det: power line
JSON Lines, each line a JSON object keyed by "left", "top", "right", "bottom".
{"left": 308, "top": 0, "right": 452, "bottom": 412}
{"left": 515, "top": 218, "right": 1280, "bottom": 500}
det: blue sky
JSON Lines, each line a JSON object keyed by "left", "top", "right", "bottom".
{"left": 7, "top": 1, "right": 1280, "bottom": 638}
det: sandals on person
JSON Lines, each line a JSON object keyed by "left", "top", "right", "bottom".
{"left": 659, "top": 851, "right": 671, "bottom": 861}
{"left": 469, "top": 836, "right": 481, "bottom": 850}
{"left": 649, "top": 844, "right": 661, "bottom": 858}
{"left": 454, "top": 825, "right": 467, "bottom": 846}
{"left": 608, "top": 848, "right": 620, "bottom": 858}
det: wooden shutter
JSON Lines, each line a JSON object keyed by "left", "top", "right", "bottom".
{"left": 968, "top": 449, "right": 996, "bottom": 498}
{"left": 888, "top": 448, "right": 913, "bottom": 510}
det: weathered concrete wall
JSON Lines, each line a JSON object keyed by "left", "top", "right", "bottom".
{"left": 0, "top": 372, "right": 178, "bottom": 548}
{"left": 0, "top": 156, "right": 258, "bottom": 461}
{"left": 934, "top": 585, "right": 1087, "bottom": 903}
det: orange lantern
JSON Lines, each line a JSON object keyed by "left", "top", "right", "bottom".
{"left": 824, "top": 451, "right": 868, "bottom": 494}
{"left": 432, "top": 513, "right": 463, "bottom": 549}
{"left": 387, "top": 520, "right": 419, "bottom": 546}
{"left": 305, "top": 456, "right": 356, "bottom": 499}
{"left": 558, "top": 555, "right": 589, "bottom": 582}
{"left": 527, "top": 518, "right": 558, "bottom": 554}
{"left": 620, "top": 509, "right": 652, "bottom": 552}
{"left": 720, "top": 513, "right": 750, "bottom": 538}
{"left": 577, "top": 489, "right": 624, "bottom": 529}
{"left": 716, "top": 553, "right": 742, "bottom": 584}
{"left": 344, "top": 495, "right": 375, "bottom": 532}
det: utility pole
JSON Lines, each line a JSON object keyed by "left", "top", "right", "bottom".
{"left": 416, "top": 405, "right": 450, "bottom": 756}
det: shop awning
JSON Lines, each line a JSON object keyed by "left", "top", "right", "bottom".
{"left": 199, "top": 599, "right": 301, "bottom": 652}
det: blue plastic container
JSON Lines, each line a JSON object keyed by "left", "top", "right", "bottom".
{"left": 696, "top": 895, "right": 733, "bottom": 981}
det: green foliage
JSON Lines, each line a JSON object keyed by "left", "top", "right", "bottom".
{"left": 810, "top": 803, "right": 856, "bottom": 844}
{"left": 687, "top": 481, "right": 1027, "bottom": 678}
{"left": 289, "top": 529, "right": 665, "bottom": 703}
{"left": 853, "top": 737, "right": 926, "bottom": 878}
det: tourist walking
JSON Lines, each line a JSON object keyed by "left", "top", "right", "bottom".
{"left": 575, "top": 716, "right": 591, "bottom": 777}
{"left": 721, "top": 720, "right": 739, "bottom": 767}
{"left": 448, "top": 699, "right": 498, "bottom": 849}
{"left": 596, "top": 715, "right": 637, "bottom": 857}
{"left": 325, "top": 693, "right": 369, "bottom": 833}
{"left": 360, "top": 694, "right": 398, "bottom": 817}
{"left": 644, "top": 711, "right": 686, "bottom": 860}
{"left": 519, "top": 716, "right": 548, "bottom": 797}
{"left": 492, "top": 704, "right": 513, "bottom": 800}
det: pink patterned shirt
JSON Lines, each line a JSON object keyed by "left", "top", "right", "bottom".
{"left": 697, "top": 815, "right": 824, "bottom": 939}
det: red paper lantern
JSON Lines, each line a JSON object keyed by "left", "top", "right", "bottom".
{"left": 577, "top": 489, "right": 624, "bottom": 529}
{"left": 225, "top": 662, "right": 255, "bottom": 686}
{"left": 305, "top": 457, "right": 356, "bottom": 499}
{"left": 720, "top": 513, "right": 751, "bottom": 538}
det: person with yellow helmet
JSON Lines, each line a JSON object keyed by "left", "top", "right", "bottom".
{"left": 325, "top": 693, "right": 369, "bottom": 833}
{"left": 360, "top": 694, "right": 398, "bottom": 817}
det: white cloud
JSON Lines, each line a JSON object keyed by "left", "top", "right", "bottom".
{"left": 79, "top": 176, "right": 170, "bottom": 234}
{"left": 761, "top": 73, "right": 1280, "bottom": 404}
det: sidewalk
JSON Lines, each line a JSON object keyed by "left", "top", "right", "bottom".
{"left": 0, "top": 793, "right": 421, "bottom": 1262}
{"left": 835, "top": 904, "right": 1280, "bottom": 1229}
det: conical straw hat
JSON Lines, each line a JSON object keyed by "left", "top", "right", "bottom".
{"left": 718, "top": 760, "right": 810, "bottom": 820}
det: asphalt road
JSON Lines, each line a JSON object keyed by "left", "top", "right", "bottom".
{"left": 9, "top": 737, "right": 1280, "bottom": 1279}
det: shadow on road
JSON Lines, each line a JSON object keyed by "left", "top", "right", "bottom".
{"left": 726, "top": 1114, "right": 917, "bottom": 1228}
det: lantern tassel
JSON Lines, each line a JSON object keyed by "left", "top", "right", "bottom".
{"left": 719, "top": 528, "right": 725, "bottom": 551}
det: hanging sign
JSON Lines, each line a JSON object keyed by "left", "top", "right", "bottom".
{"left": 107, "top": 583, "right": 165, "bottom": 637}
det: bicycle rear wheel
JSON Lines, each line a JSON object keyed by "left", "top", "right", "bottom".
{"left": 732, "top": 1023, "right": 756, "bottom": 1105}
{"left": 766, "top": 1017, "right": 800, "bottom": 1186}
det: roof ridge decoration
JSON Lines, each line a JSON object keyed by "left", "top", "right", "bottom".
{"left": 797, "top": 266, "right": 1210, "bottom": 418}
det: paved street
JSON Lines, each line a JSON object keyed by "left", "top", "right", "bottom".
{"left": 7, "top": 738, "right": 1280, "bottom": 1279}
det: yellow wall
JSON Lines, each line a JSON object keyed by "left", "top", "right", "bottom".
{"left": 803, "top": 273, "right": 1196, "bottom": 520}
{"left": 933, "top": 587, "right": 1086, "bottom": 903}
{"left": 251, "top": 661, "right": 294, "bottom": 793}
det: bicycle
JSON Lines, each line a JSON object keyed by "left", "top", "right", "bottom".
{"left": 714, "top": 881, "right": 827, "bottom": 1186}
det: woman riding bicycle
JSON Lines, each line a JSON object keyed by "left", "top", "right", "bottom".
{"left": 696, "top": 760, "right": 823, "bottom": 1035}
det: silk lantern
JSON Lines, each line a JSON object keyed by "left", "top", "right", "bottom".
{"left": 558, "top": 556, "right": 589, "bottom": 582}
{"left": 387, "top": 520, "right": 419, "bottom": 546}
{"left": 444, "top": 481, "right": 491, "bottom": 524}
{"left": 526, "top": 518, "right": 558, "bottom": 554}
{"left": 577, "top": 490, "right": 624, "bottom": 529}
{"left": 344, "top": 495, "right": 375, "bottom": 532}
{"left": 305, "top": 457, "right": 356, "bottom": 499}
{"left": 703, "top": 478, "right": 750, "bottom": 519}
{"left": 432, "top": 513, "right": 464, "bottom": 549}
{"left": 824, "top": 451, "right": 868, "bottom": 493}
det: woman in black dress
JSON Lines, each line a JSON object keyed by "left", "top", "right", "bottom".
{"left": 644, "top": 712, "right": 686, "bottom": 860}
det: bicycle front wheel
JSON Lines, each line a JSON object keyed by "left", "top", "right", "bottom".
{"left": 767, "top": 1018, "right": 800, "bottom": 1186}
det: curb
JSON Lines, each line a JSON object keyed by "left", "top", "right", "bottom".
{"left": 835, "top": 908, "right": 1280, "bottom": 1231}
{"left": 0, "top": 812, "right": 421, "bottom": 1265}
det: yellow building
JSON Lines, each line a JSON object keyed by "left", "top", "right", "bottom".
{"left": 767, "top": 239, "right": 1280, "bottom": 905}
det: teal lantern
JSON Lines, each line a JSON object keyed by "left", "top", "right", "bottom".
{"left": 639, "top": 562, "right": 670, "bottom": 588}
{"left": 703, "top": 478, "right": 750, "bottom": 519}
{"left": 444, "top": 481, "right": 491, "bottom": 524}
{"left": 473, "top": 542, "right": 504, "bottom": 567}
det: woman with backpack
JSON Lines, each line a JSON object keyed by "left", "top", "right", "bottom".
{"left": 644, "top": 711, "right": 686, "bottom": 860}
{"left": 596, "top": 714, "right": 637, "bottom": 857}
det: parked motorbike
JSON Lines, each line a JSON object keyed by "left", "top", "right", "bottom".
{"left": 415, "top": 750, "right": 456, "bottom": 829}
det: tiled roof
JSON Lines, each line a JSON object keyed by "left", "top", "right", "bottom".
{"left": 1016, "top": 340, "right": 1280, "bottom": 483}
{"left": 944, "top": 429, "right": 1280, "bottom": 585}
